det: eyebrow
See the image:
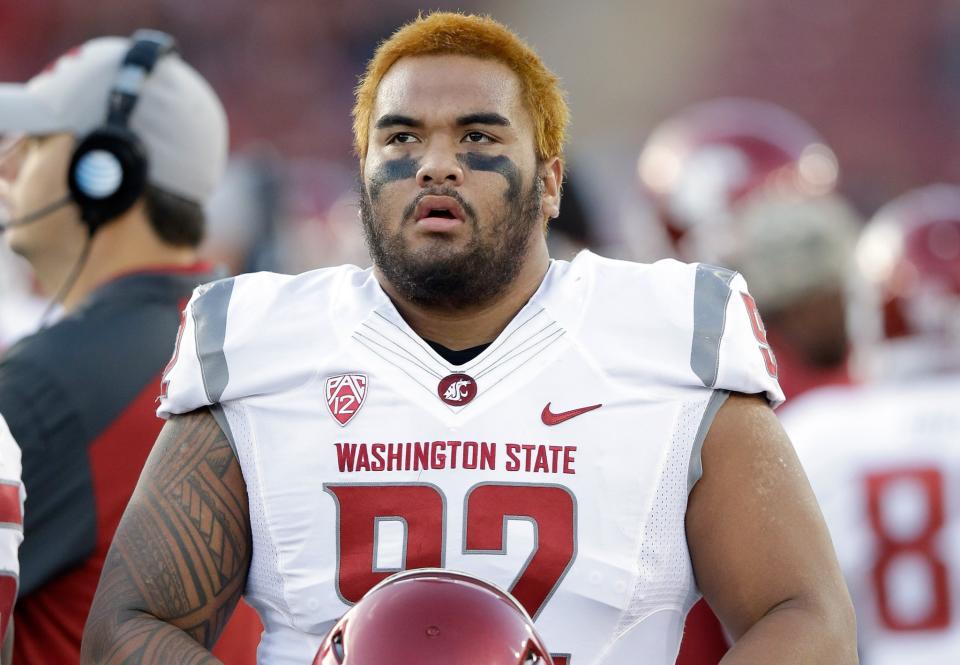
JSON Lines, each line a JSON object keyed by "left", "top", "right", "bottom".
{"left": 456, "top": 112, "right": 511, "bottom": 127}
{"left": 374, "top": 114, "right": 423, "bottom": 129}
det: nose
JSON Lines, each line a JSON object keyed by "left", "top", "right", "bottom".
{"left": 416, "top": 142, "right": 464, "bottom": 188}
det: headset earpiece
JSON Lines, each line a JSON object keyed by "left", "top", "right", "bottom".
{"left": 68, "top": 30, "right": 176, "bottom": 234}
{"left": 68, "top": 125, "right": 148, "bottom": 234}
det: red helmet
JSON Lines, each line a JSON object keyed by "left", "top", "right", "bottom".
{"left": 637, "top": 98, "right": 838, "bottom": 259}
{"left": 313, "top": 569, "right": 554, "bottom": 665}
{"left": 856, "top": 184, "right": 960, "bottom": 344}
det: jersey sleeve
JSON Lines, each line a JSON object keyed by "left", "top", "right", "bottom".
{"left": 157, "top": 280, "right": 222, "bottom": 418}
{"left": 158, "top": 272, "right": 321, "bottom": 419}
{"left": 690, "top": 264, "right": 785, "bottom": 408}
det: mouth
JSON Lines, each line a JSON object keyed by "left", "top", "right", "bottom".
{"left": 414, "top": 195, "right": 466, "bottom": 231}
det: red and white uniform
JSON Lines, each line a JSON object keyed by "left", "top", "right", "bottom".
{"left": 782, "top": 378, "right": 960, "bottom": 664}
{"left": 0, "top": 414, "right": 25, "bottom": 645}
{"left": 159, "top": 251, "right": 783, "bottom": 664}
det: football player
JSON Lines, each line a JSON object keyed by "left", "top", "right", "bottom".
{"left": 0, "top": 32, "right": 261, "bottom": 663}
{"left": 782, "top": 184, "right": 960, "bottom": 663}
{"left": 82, "top": 13, "right": 856, "bottom": 665}
{"left": 313, "top": 569, "right": 552, "bottom": 665}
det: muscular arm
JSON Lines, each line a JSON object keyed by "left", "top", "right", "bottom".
{"left": 686, "top": 393, "right": 858, "bottom": 664}
{"left": 81, "top": 408, "right": 251, "bottom": 665}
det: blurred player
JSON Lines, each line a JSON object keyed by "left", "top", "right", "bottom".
{"left": 0, "top": 31, "right": 259, "bottom": 663}
{"left": 0, "top": 415, "right": 24, "bottom": 665}
{"left": 83, "top": 14, "right": 855, "bottom": 665}
{"left": 313, "top": 569, "right": 553, "bottom": 665}
{"left": 782, "top": 184, "right": 960, "bottom": 663}
{"left": 723, "top": 192, "right": 862, "bottom": 399}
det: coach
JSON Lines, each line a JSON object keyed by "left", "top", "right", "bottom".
{"left": 0, "top": 31, "right": 258, "bottom": 663}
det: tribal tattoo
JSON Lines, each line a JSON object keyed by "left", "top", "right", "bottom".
{"left": 81, "top": 408, "right": 251, "bottom": 665}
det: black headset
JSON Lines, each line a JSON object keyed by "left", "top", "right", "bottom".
{"left": 67, "top": 29, "right": 178, "bottom": 235}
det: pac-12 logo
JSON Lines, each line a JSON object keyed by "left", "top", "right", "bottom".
{"left": 325, "top": 374, "right": 367, "bottom": 426}
{"left": 437, "top": 373, "right": 477, "bottom": 406}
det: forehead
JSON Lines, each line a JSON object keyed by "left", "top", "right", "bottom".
{"left": 372, "top": 54, "right": 527, "bottom": 127}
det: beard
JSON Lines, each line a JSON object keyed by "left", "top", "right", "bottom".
{"left": 359, "top": 176, "right": 543, "bottom": 310}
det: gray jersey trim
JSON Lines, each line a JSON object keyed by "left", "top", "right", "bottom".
{"left": 688, "top": 390, "right": 730, "bottom": 494}
{"left": 192, "top": 278, "right": 234, "bottom": 403}
{"left": 690, "top": 264, "right": 737, "bottom": 388}
{"left": 209, "top": 403, "right": 239, "bottom": 460}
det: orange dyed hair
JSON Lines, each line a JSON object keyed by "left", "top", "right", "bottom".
{"left": 353, "top": 12, "right": 569, "bottom": 163}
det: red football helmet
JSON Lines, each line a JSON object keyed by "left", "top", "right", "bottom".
{"left": 637, "top": 98, "right": 838, "bottom": 259}
{"left": 856, "top": 184, "right": 960, "bottom": 340}
{"left": 850, "top": 184, "right": 960, "bottom": 379}
{"left": 313, "top": 569, "right": 554, "bottom": 665}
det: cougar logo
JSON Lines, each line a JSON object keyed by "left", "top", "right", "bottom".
{"left": 444, "top": 380, "right": 471, "bottom": 401}
{"left": 437, "top": 373, "right": 478, "bottom": 406}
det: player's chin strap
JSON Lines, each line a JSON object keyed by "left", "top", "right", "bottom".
{"left": 39, "top": 228, "right": 94, "bottom": 328}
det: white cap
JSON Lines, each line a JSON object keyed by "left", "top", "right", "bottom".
{"left": 0, "top": 36, "right": 228, "bottom": 204}
{"left": 725, "top": 192, "right": 862, "bottom": 312}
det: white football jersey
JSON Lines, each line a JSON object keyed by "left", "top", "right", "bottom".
{"left": 781, "top": 378, "right": 960, "bottom": 665}
{"left": 160, "top": 251, "right": 783, "bottom": 665}
{"left": 0, "top": 414, "right": 24, "bottom": 642}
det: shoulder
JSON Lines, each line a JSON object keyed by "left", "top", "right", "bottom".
{"left": 160, "top": 265, "right": 376, "bottom": 416}
{"left": 552, "top": 251, "right": 728, "bottom": 332}
{"left": 550, "top": 252, "right": 783, "bottom": 404}
{"left": 190, "top": 264, "right": 373, "bottom": 329}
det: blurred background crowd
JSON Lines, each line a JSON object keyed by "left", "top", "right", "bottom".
{"left": 2, "top": 0, "right": 957, "bottom": 273}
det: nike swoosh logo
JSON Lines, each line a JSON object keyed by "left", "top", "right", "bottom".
{"left": 541, "top": 402, "right": 602, "bottom": 426}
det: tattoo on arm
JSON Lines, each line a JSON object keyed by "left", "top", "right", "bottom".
{"left": 81, "top": 408, "right": 251, "bottom": 664}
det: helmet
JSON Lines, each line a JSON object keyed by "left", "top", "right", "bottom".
{"left": 637, "top": 98, "right": 838, "bottom": 259}
{"left": 852, "top": 184, "right": 960, "bottom": 377}
{"left": 313, "top": 569, "right": 554, "bottom": 665}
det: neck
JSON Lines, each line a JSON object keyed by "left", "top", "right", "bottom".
{"left": 41, "top": 207, "right": 197, "bottom": 312}
{"left": 377, "top": 239, "right": 550, "bottom": 350}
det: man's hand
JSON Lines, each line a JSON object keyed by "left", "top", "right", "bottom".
{"left": 81, "top": 408, "right": 251, "bottom": 664}
{"left": 687, "top": 393, "right": 858, "bottom": 664}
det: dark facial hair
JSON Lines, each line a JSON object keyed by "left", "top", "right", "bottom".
{"left": 359, "top": 160, "right": 543, "bottom": 310}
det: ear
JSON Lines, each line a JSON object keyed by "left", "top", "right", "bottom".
{"left": 539, "top": 157, "right": 563, "bottom": 221}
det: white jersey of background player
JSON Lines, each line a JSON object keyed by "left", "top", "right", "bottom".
{"left": 783, "top": 378, "right": 960, "bottom": 665}
{"left": 0, "top": 414, "right": 25, "bottom": 652}
{"left": 782, "top": 184, "right": 960, "bottom": 664}
{"left": 159, "top": 252, "right": 781, "bottom": 663}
